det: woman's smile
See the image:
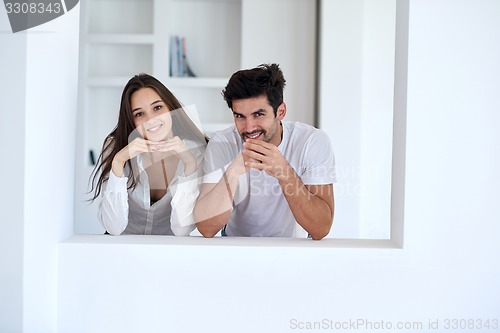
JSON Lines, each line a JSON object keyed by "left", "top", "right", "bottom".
{"left": 147, "top": 123, "right": 163, "bottom": 133}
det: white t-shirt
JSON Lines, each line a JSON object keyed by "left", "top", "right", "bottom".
{"left": 202, "top": 121, "right": 336, "bottom": 237}
{"left": 98, "top": 140, "right": 204, "bottom": 236}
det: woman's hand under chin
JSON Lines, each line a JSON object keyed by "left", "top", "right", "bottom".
{"left": 158, "top": 136, "right": 197, "bottom": 176}
{"left": 111, "top": 137, "right": 169, "bottom": 177}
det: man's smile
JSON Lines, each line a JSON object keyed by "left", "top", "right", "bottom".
{"left": 243, "top": 130, "right": 263, "bottom": 141}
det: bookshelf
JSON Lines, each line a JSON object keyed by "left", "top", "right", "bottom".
{"left": 75, "top": 0, "right": 317, "bottom": 233}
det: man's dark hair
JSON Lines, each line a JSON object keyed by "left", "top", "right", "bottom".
{"left": 222, "top": 63, "right": 286, "bottom": 116}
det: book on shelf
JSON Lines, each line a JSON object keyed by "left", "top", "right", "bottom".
{"left": 169, "top": 35, "right": 196, "bottom": 78}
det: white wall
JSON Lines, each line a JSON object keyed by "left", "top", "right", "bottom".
{"left": 0, "top": 8, "right": 26, "bottom": 333}
{"left": 319, "top": 0, "right": 396, "bottom": 239}
{"left": 2, "top": 0, "right": 500, "bottom": 332}
{"left": 241, "top": 0, "right": 316, "bottom": 126}
{"left": 0, "top": 6, "right": 79, "bottom": 333}
{"left": 22, "top": 9, "right": 79, "bottom": 332}
{"left": 58, "top": 1, "right": 500, "bottom": 332}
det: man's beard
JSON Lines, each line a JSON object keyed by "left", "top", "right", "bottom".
{"left": 240, "top": 121, "right": 278, "bottom": 143}
{"left": 241, "top": 129, "right": 270, "bottom": 142}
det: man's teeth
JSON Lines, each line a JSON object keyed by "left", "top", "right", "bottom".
{"left": 247, "top": 132, "right": 261, "bottom": 139}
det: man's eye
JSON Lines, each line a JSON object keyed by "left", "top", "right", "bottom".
{"left": 255, "top": 113, "right": 263, "bottom": 117}
{"left": 234, "top": 114, "right": 243, "bottom": 118}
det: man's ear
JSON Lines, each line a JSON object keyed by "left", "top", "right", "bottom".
{"left": 277, "top": 102, "right": 286, "bottom": 120}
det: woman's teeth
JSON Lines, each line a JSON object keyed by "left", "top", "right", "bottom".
{"left": 148, "top": 124, "right": 162, "bottom": 132}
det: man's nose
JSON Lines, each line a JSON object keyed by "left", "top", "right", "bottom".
{"left": 245, "top": 118, "right": 257, "bottom": 133}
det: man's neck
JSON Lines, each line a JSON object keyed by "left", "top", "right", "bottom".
{"left": 269, "top": 121, "right": 283, "bottom": 147}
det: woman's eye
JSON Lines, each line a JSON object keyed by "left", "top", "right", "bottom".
{"left": 134, "top": 112, "right": 143, "bottom": 118}
{"left": 154, "top": 105, "right": 163, "bottom": 111}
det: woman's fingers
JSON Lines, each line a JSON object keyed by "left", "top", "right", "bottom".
{"left": 152, "top": 137, "right": 188, "bottom": 154}
{"left": 128, "top": 137, "right": 189, "bottom": 158}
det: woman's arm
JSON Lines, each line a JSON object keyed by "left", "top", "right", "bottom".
{"left": 98, "top": 137, "right": 165, "bottom": 235}
{"left": 170, "top": 172, "right": 198, "bottom": 236}
{"left": 98, "top": 169, "right": 130, "bottom": 235}
{"left": 169, "top": 143, "right": 203, "bottom": 236}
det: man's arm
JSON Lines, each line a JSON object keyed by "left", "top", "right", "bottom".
{"left": 194, "top": 154, "right": 246, "bottom": 238}
{"left": 243, "top": 139, "right": 334, "bottom": 240}
{"left": 280, "top": 175, "right": 334, "bottom": 240}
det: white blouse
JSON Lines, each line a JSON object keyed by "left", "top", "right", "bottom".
{"left": 98, "top": 141, "right": 203, "bottom": 236}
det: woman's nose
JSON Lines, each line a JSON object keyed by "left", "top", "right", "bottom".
{"left": 145, "top": 113, "right": 159, "bottom": 124}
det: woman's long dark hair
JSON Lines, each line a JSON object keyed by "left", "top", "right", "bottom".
{"left": 89, "top": 73, "right": 207, "bottom": 201}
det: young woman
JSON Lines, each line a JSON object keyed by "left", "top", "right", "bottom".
{"left": 90, "top": 73, "right": 207, "bottom": 236}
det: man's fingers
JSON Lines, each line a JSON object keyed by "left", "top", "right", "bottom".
{"left": 243, "top": 149, "right": 266, "bottom": 163}
{"left": 245, "top": 138, "right": 272, "bottom": 148}
{"left": 245, "top": 161, "right": 265, "bottom": 170}
{"left": 243, "top": 140, "right": 272, "bottom": 153}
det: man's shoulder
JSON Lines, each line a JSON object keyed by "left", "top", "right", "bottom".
{"left": 285, "top": 121, "right": 319, "bottom": 132}
{"left": 284, "top": 121, "right": 328, "bottom": 142}
{"left": 209, "top": 125, "right": 238, "bottom": 142}
{"left": 205, "top": 125, "right": 241, "bottom": 156}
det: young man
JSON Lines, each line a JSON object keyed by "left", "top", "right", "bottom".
{"left": 194, "top": 64, "right": 336, "bottom": 240}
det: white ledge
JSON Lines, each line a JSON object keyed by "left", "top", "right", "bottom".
{"left": 61, "top": 234, "right": 402, "bottom": 249}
